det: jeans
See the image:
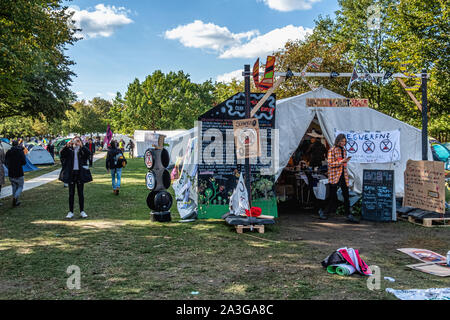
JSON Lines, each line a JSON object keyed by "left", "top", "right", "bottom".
{"left": 10, "top": 176, "right": 24, "bottom": 200}
{"left": 69, "top": 171, "right": 84, "bottom": 212}
{"left": 111, "top": 168, "right": 122, "bottom": 189}
{"left": 326, "top": 173, "right": 350, "bottom": 216}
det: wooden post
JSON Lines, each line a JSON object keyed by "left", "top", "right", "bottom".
{"left": 421, "top": 69, "right": 428, "bottom": 161}
{"left": 244, "top": 65, "right": 252, "bottom": 207}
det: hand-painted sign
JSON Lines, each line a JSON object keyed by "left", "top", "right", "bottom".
{"left": 306, "top": 98, "right": 369, "bottom": 107}
{"left": 233, "top": 118, "right": 261, "bottom": 159}
{"left": 403, "top": 160, "right": 445, "bottom": 214}
{"left": 334, "top": 129, "right": 401, "bottom": 163}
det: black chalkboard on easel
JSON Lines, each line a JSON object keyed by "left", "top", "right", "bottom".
{"left": 362, "top": 169, "right": 395, "bottom": 222}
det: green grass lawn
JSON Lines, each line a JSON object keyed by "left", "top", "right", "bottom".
{"left": 0, "top": 157, "right": 449, "bottom": 300}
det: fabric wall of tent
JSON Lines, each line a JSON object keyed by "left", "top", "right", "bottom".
{"left": 133, "top": 130, "right": 187, "bottom": 158}
{"left": 27, "top": 145, "right": 55, "bottom": 165}
{"left": 166, "top": 127, "right": 197, "bottom": 167}
{"left": 274, "top": 87, "right": 432, "bottom": 197}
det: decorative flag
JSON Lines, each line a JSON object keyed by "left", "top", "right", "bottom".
{"left": 347, "top": 60, "right": 377, "bottom": 91}
{"left": 229, "top": 173, "right": 250, "bottom": 216}
{"left": 253, "top": 56, "right": 275, "bottom": 91}
{"left": 300, "top": 57, "right": 323, "bottom": 90}
{"left": 104, "top": 124, "right": 113, "bottom": 146}
{"left": 252, "top": 58, "right": 260, "bottom": 89}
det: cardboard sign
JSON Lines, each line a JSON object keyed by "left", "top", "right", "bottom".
{"left": 233, "top": 118, "right": 260, "bottom": 159}
{"left": 306, "top": 98, "right": 369, "bottom": 107}
{"left": 403, "top": 160, "right": 445, "bottom": 214}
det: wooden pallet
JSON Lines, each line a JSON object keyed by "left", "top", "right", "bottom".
{"left": 408, "top": 216, "right": 450, "bottom": 228}
{"left": 235, "top": 224, "right": 265, "bottom": 234}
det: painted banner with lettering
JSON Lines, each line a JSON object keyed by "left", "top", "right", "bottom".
{"left": 334, "top": 129, "right": 401, "bottom": 163}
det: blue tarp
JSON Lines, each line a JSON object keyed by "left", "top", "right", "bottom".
{"left": 3, "top": 157, "right": 38, "bottom": 177}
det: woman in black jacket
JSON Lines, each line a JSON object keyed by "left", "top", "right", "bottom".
{"left": 59, "top": 136, "right": 92, "bottom": 219}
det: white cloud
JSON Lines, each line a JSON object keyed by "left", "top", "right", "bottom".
{"left": 164, "top": 21, "right": 312, "bottom": 59}
{"left": 216, "top": 69, "right": 243, "bottom": 83}
{"left": 75, "top": 91, "right": 84, "bottom": 96}
{"left": 69, "top": 4, "right": 133, "bottom": 39}
{"left": 164, "top": 20, "right": 259, "bottom": 52}
{"left": 261, "top": 0, "right": 322, "bottom": 11}
{"left": 219, "top": 25, "right": 312, "bottom": 59}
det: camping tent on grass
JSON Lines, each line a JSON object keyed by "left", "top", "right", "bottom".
{"left": 27, "top": 145, "right": 55, "bottom": 165}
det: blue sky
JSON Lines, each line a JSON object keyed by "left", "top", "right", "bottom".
{"left": 65, "top": 0, "right": 340, "bottom": 101}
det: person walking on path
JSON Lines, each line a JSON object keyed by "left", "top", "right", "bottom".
{"left": 59, "top": 136, "right": 92, "bottom": 219}
{"left": 0, "top": 145, "right": 5, "bottom": 206}
{"left": 85, "top": 138, "right": 96, "bottom": 167}
{"left": 5, "top": 140, "right": 27, "bottom": 207}
{"left": 320, "top": 134, "right": 358, "bottom": 223}
{"left": 126, "top": 139, "right": 135, "bottom": 159}
{"left": 106, "top": 140, "right": 126, "bottom": 195}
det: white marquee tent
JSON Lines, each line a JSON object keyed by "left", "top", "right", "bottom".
{"left": 274, "top": 87, "right": 433, "bottom": 197}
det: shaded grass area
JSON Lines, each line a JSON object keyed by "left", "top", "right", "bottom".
{"left": 0, "top": 157, "right": 449, "bottom": 299}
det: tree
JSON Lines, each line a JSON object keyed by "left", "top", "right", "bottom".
{"left": 62, "top": 99, "right": 111, "bottom": 135}
{"left": 111, "top": 71, "right": 216, "bottom": 134}
{"left": 0, "top": 0, "right": 78, "bottom": 119}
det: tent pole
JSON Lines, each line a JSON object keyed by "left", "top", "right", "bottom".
{"left": 421, "top": 69, "right": 428, "bottom": 161}
{"left": 244, "top": 64, "right": 252, "bottom": 207}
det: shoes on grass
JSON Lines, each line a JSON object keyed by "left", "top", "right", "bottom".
{"left": 13, "top": 198, "right": 21, "bottom": 207}
{"left": 80, "top": 211, "right": 88, "bottom": 218}
{"left": 66, "top": 212, "right": 74, "bottom": 219}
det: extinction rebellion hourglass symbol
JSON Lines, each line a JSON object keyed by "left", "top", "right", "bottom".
{"left": 380, "top": 139, "right": 393, "bottom": 152}
{"left": 346, "top": 140, "right": 358, "bottom": 154}
{"left": 362, "top": 141, "right": 375, "bottom": 154}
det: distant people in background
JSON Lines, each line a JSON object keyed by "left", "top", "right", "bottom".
{"left": 47, "top": 140, "right": 55, "bottom": 160}
{"left": 85, "top": 138, "right": 96, "bottom": 167}
{"left": 0, "top": 145, "right": 5, "bottom": 206}
{"left": 5, "top": 140, "right": 27, "bottom": 207}
{"left": 126, "top": 139, "right": 135, "bottom": 159}
{"left": 59, "top": 136, "right": 92, "bottom": 219}
{"left": 106, "top": 140, "right": 126, "bottom": 195}
{"left": 119, "top": 139, "right": 125, "bottom": 153}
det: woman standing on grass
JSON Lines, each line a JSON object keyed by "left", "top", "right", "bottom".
{"left": 59, "top": 136, "right": 92, "bottom": 219}
{"left": 320, "top": 134, "right": 358, "bottom": 223}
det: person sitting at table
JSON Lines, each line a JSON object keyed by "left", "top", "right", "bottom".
{"left": 319, "top": 133, "right": 358, "bottom": 223}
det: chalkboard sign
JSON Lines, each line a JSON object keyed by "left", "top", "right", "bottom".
{"left": 197, "top": 92, "right": 277, "bottom": 219}
{"left": 362, "top": 169, "right": 395, "bottom": 222}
